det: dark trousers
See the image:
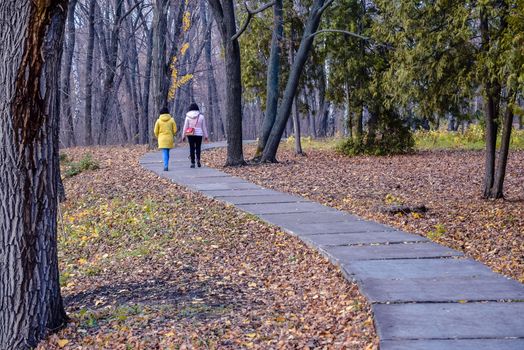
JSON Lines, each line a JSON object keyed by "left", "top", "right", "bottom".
{"left": 188, "top": 135, "right": 203, "bottom": 163}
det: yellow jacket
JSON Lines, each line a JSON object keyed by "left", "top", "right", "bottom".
{"left": 154, "top": 114, "right": 177, "bottom": 149}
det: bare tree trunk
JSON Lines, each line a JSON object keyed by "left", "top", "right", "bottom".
{"left": 308, "top": 104, "right": 317, "bottom": 137}
{"left": 122, "top": 1, "right": 142, "bottom": 144}
{"left": 60, "top": 0, "right": 78, "bottom": 147}
{"left": 482, "top": 86, "right": 499, "bottom": 198}
{"left": 143, "top": 26, "right": 154, "bottom": 144}
{"left": 0, "top": 1, "right": 68, "bottom": 348}
{"left": 480, "top": 7, "right": 499, "bottom": 199}
{"left": 317, "top": 68, "right": 329, "bottom": 138}
{"left": 254, "top": 0, "right": 283, "bottom": 159}
{"left": 492, "top": 99, "right": 515, "bottom": 198}
{"left": 208, "top": 0, "right": 245, "bottom": 166}
{"left": 356, "top": 103, "right": 363, "bottom": 141}
{"left": 261, "top": 0, "right": 332, "bottom": 162}
{"left": 346, "top": 91, "right": 353, "bottom": 139}
{"left": 84, "top": 0, "right": 96, "bottom": 145}
{"left": 98, "top": 0, "right": 123, "bottom": 144}
{"left": 292, "top": 98, "right": 304, "bottom": 155}
{"left": 202, "top": 0, "right": 222, "bottom": 140}
{"left": 152, "top": 0, "right": 170, "bottom": 145}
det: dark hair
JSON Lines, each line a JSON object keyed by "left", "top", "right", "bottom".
{"left": 160, "top": 107, "right": 169, "bottom": 114}
{"left": 188, "top": 103, "right": 199, "bottom": 112}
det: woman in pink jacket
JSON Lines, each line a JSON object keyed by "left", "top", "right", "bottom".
{"left": 182, "top": 103, "right": 209, "bottom": 168}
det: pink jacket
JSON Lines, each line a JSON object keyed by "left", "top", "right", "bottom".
{"left": 182, "top": 110, "right": 208, "bottom": 138}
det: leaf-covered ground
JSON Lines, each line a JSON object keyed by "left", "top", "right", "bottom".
{"left": 39, "top": 146, "right": 377, "bottom": 349}
{"left": 205, "top": 145, "right": 524, "bottom": 283}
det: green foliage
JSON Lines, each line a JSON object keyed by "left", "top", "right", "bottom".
{"left": 427, "top": 224, "right": 446, "bottom": 241}
{"left": 322, "top": 0, "right": 374, "bottom": 107}
{"left": 337, "top": 117, "right": 414, "bottom": 156}
{"left": 239, "top": 1, "right": 321, "bottom": 110}
{"left": 384, "top": 193, "right": 404, "bottom": 205}
{"left": 372, "top": 0, "right": 524, "bottom": 122}
{"left": 62, "top": 153, "right": 100, "bottom": 178}
{"left": 415, "top": 126, "right": 524, "bottom": 150}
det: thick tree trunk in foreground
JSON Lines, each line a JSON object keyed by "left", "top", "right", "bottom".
{"left": 0, "top": 1, "right": 68, "bottom": 348}
{"left": 208, "top": 0, "right": 244, "bottom": 165}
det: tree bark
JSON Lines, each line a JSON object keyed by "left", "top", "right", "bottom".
{"left": 0, "top": 1, "right": 68, "bottom": 348}
{"left": 208, "top": 0, "right": 245, "bottom": 166}
{"left": 98, "top": 0, "right": 124, "bottom": 145}
{"left": 60, "top": 0, "right": 78, "bottom": 147}
{"left": 122, "top": 1, "right": 142, "bottom": 144}
{"left": 492, "top": 100, "right": 515, "bottom": 199}
{"left": 254, "top": 0, "right": 283, "bottom": 159}
{"left": 480, "top": 7, "right": 499, "bottom": 199}
{"left": 152, "top": 0, "right": 170, "bottom": 140}
{"left": 346, "top": 89, "right": 353, "bottom": 139}
{"left": 261, "top": 0, "right": 332, "bottom": 162}
{"left": 84, "top": 0, "right": 96, "bottom": 145}
{"left": 202, "top": 0, "right": 223, "bottom": 141}
{"left": 482, "top": 84, "right": 499, "bottom": 198}
{"left": 143, "top": 24, "right": 154, "bottom": 144}
{"left": 292, "top": 98, "right": 304, "bottom": 155}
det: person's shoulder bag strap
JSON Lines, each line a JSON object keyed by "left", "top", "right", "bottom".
{"left": 193, "top": 114, "right": 201, "bottom": 128}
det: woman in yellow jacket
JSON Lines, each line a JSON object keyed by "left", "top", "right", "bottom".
{"left": 154, "top": 107, "right": 177, "bottom": 171}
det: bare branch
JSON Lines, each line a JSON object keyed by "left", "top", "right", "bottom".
{"left": 231, "top": 1, "right": 275, "bottom": 41}
{"left": 308, "top": 29, "right": 393, "bottom": 49}
{"left": 119, "top": 0, "right": 143, "bottom": 25}
{"left": 307, "top": 29, "right": 372, "bottom": 42}
{"left": 317, "top": 0, "right": 335, "bottom": 17}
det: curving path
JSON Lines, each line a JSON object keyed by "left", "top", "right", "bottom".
{"left": 140, "top": 142, "right": 524, "bottom": 350}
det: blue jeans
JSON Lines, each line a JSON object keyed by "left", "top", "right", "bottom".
{"left": 161, "top": 148, "right": 170, "bottom": 168}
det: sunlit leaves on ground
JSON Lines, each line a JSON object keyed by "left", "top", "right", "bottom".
{"left": 39, "top": 146, "right": 377, "bottom": 349}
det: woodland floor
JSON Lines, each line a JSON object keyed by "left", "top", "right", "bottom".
{"left": 39, "top": 146, "right": 377, "bottom": 350}
{"left": 205, "top": 145, "right": 524, "bottom": 283}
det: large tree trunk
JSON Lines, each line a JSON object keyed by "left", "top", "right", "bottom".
{"left": 60, "top": 0, "right": 78, "bottom": 147}
{"left": 84, "top": 0, "right": 96, "bottom": 145}
{"left": 208, "top": 0, "right": 244, "bottom": 166}
{"left": 254, "top": 0, "right": 283, "bottom": 159}
{"left": 0, "top": 1, "right": 68, "bottom": 348}
{"left": 261, "top": 0, "right": 331, "bottom": 162}
{"left": 152, "top": 0, "right": 170, "bottom": 141}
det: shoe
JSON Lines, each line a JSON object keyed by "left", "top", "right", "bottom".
{"left": 163, "top": 166, "right": 168, "bottom": 171}
{"left": 190, "top": 163, "right": 195, "bottom": 168}
{"left": 197, "top": 161, "right": 201, "bottom": 168}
